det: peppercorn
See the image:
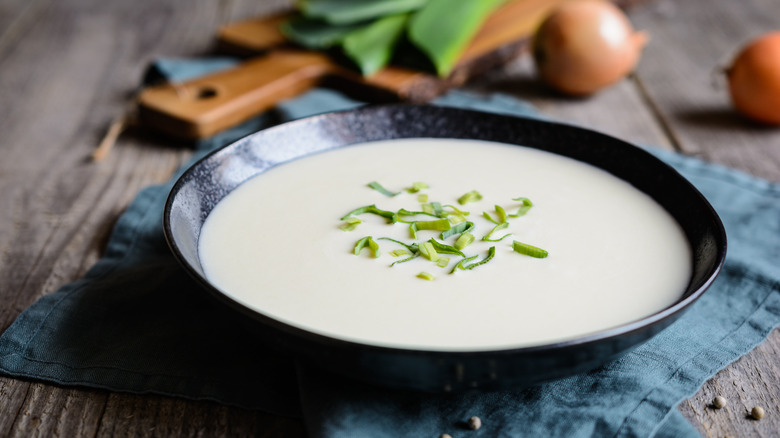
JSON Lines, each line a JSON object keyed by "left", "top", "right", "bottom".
{"left": 712, "top": 396, "right": 727, "bottom": 409}
{"left": 468, "top": 416, "right": 482, "bottom": 430}
{"left": 751, "top": 406, "right": 765, "bottom": 420}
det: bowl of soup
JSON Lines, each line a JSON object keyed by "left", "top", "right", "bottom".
{"left": 164, "top": 104, "right": 726, "bottom": 392}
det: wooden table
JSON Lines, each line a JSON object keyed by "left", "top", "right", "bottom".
{"left": 1, "top": 0, "right": 777, "bottom": 436}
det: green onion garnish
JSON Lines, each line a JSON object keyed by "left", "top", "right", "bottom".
{"left": 409, "top": 219, "right": 451, "bottom": 238}
{"left": 378, "top": 237, "right": 418, "bottom": 253}
{"left": 450, "top": 255, "right": 478, "bottom": 274}
{"left": 391, "top": 253, "right": 420, "bottom": 267}
{"left": 354, "top": 236, "right": 380, "bottom": 258}
{"left": 418, "top": 241, "right": 439, "bottom": 262}
{"left": 462, "top": 246, "right": 496, "bottom": 270}
{"left": 421, "top": 203, "right": 434, "bottom": 215}
{"left": 367, "top": 181, "right": 400, "bottom": 197}
{"left": 457, "top": 190, "right": 482, "bottom": 205}
{"left": 427, "top": 238, "right": 465, "bottom": 256}
{"left": 440, "top": 221, "right": 474, "bottom": 240}
{"left": 341, "top": 204, "right": 398, "bottom": 223}
{"left": 407, "top": 182, "right": 428, "bottom": 193}
{"left": 449, "top": 215, "right": 465, "bottom": 225}
{"left": 436, "top": 257, "right": 450, "bottom": 268}
{"left": 483, "top": 205, "right": 508, "bottom": 225}
{"left": 339, "top": 216, "right": 362, "bottom": 231}
{"left": 509, "top": 197, "right": 533, "bottom": 217}
{"left": 431, "top": 201, "right": 444, "bottom": 217}
{"left": 482, "top": 211, "right": 499, "bottom": 224}
{"left": 495, "top": 205, "right": 507, "bottom": 223}
{"left": 390, "top": 249, "right": 410, "bottom": 257}
{"left": 482, "top": 222, "right": 509, "bottom": 241}
{"left": 443, "top": 204, "right": 470, "bottom": 217}
{"left": 417, "top": 272, "right": 435, "bottom": 281}
{"left": 482, "top": 233, "right": 512, "bottom": 242}
{"left": 454, "top": 232, "right": 475, "bottom": 249}
{"left": 397, "top": 208, "right": 438, "bottom": 218}
{"left": 512, "top": 240, "right": 549, "bottom": 258}
{"left": 418, "top": 194, "right": 428, "bottom": 203}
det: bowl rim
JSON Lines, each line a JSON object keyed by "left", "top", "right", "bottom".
{"left": 163, "top": 103, "right": 727, "bottom": 359}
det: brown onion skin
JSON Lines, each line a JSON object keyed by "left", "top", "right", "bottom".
{"left": 727, "top": 32, "right": 780, "bottom": 125}
{"left": 532, "top": 0, "right": 648, "bottom": 96}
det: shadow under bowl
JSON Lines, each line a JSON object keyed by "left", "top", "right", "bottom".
{"left": 163, "top": 104, "right": 726, "bottom": 392}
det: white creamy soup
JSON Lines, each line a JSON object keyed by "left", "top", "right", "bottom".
{"left": 199, "top": 139, "right": 692, "bottom": 351}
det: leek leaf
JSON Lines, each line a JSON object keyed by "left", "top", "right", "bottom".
{"left": 343, "top": 14, "right": 409, "bottom": 75}
{"left": 280, "top": 17, "right": 361, "bottom": 49}
{"left": 367, "top": 181, "right": 400, "bottom": 197}
{"left": 299, "top": 0, "right": 428, "bottom": 25}
{"left": 408, "top": 0, "right": 505, "bottom": 76}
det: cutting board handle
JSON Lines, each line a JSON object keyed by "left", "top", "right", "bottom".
{"left": 138, "top": 51, "right": 337, "bottom": 139}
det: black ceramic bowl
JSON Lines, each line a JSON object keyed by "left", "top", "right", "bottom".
{"left": 164, "top": 104, "right": 726, "bottom": 392}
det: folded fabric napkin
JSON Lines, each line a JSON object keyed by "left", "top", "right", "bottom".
{"left": 1, "top": 59, "right": 779, "bottom": 438}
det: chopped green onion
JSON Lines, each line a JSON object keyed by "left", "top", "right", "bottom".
{"left": 512, "top": 240, "right": 549, "bottom": 258}
{"left": 409, "top": 219, "right": 451, "bottom": 238}
{"left": 509, "top": 197, "right": 533, "bottom": 217}
{"left": 421, "top": 203, "right": 434, "bottom": 215}
{"left": 454, "top": 232, "right": 475, "bottom": 249}
{"left": 457, "top": 190, "right": 482, "bottom": 205}
{"left": 341, "top": 204, "right": 398, "bottom": 223}
{"left": 482, "top": 222, "right": 509, "bottom": 241}
{"left": 448, "top": 213, "right": 467, "bottom": 224}
{"left": 482, "top": 211, "right": 498, "bottom": 224}
{"left": 427, "top": 238, "right": 465, "bottom": 256}
{"left": 340, "top": 216, "right": 362, "bottom": 231}
{"left": 483, "top": 205, "right": 508, "bottom": 225}
{"left": 443, "top": 204, "right": 470, "bottom": 217}
{"left": 431, "top": 201, "right": 444, "bottom": 217}
{"left": 397, "top": 208, "right": 437, "bottom": 218}
{"left": 440, "top": 221, "right": 474, "bottom": 240}
{"left": 495, "top": 205, "right": 507, "bottom": 223}
{"left": 390, "top": 249, "right": 410, "bottom": 257}
{"left": 418, "top": 194, "right": 428, "bottom": 203}
{"left": 417, "top": 271, "right": 435, "bottom": 281}
{"left": 436, "top": 257, "right": 450, "bottom": 268}
{"left": 354, "top": 236, "right": 380, "bottom": 258}
{"left": 463, "top": 246, "right": 496, "bottom": 270}
{"left": 418, "top": 241, "right": 439, "bottom": 262}
{"left": 450, "top": 255, "right": 479, "bottom": 273}
{"left": 406, "top": 182, "right": 428, "bottom": 193}
{"left": 482, "top": 233, "right": 512, "bottom": 242}
{"left": 367, "top": 181, "right": 400, "bottom": 197}
{"left": 377, "top": 237, "right": 418, "bottom": 253}
{"left": 450, "top": 216, "right": 465, "bottom": 226}
{"left": 391, "top": 253, "right": 419, "bottom": 266}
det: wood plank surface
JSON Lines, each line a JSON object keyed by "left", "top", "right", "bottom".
{"left": 0, "top": 0, "right": 777, "bottom": 436}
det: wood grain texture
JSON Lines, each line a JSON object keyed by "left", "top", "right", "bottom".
{"left": 0, "top": 0, "right": 777, "bottom": 437}
{"left": 629, "top": 0, "right": 780, "bottom": 182}
{"left": 627, "top": 1, "right": 780, "bottom": 435}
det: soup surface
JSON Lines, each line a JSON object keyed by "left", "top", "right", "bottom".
{"left": 199, "top": 138, "right": 692, "bottom": 351}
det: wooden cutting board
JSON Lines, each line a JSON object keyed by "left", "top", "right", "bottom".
{"left": 137, "top": 0, "right": 609, "bottom": 139}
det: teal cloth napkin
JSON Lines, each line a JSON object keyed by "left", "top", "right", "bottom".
{"left": 1, "top": 59, "right": 779, "bottom": 437}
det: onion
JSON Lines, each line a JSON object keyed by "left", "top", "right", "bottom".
{"left": 727, "top": 32, "right": 780, "bottom": 125}
{"left": 532, "top": 0, "right": 648, "bottom": 96}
